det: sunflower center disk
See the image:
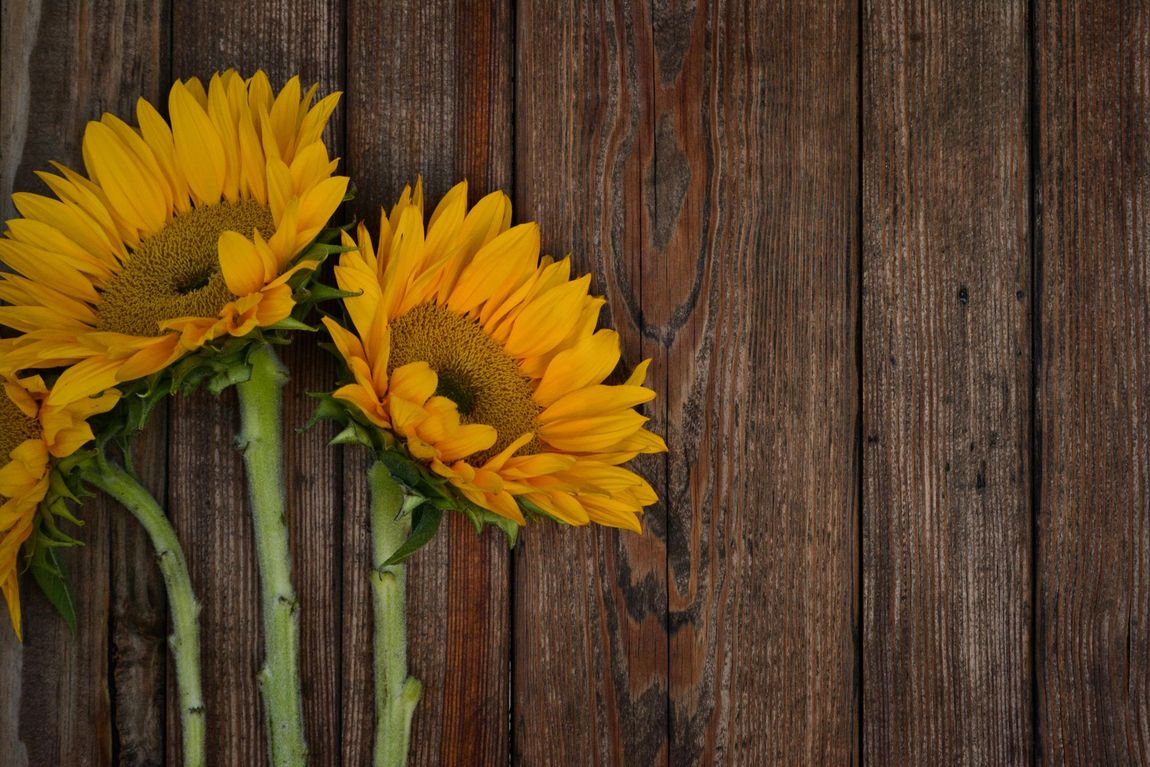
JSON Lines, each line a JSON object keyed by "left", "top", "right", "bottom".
{"left": 388, "top": 303, "right": 540, "bottom": 463}
{"left": 95, "top": 200, "right": 275, "bottom": 337}
{"left": 0, "top": 392, "right": 41, "bottom": 496}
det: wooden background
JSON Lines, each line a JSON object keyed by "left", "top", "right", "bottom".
{"left": 0, "top": 0, "right": 1148, "bottom": 765}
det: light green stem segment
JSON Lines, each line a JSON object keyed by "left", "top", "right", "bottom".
{"left": 89, "top": 462, "right": 205, "bottom": 767}
{"left": 237, "top": 344, "right": 308, "bottom": 766}
{"left": 368, "top": 462, "right": 422, "bottom": 767}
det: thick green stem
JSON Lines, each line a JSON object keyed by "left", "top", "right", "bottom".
{"left": 368, "top": 462, "right": 421, "bottom": 767}
{"left": 89, "top": 462, "right": 205, "bottom": 767}
{"left": 237, "top": 344, "right": 308, "bottom": 766}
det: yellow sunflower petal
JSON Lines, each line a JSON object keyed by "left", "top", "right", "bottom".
{"left": 207, "top": 72, "right": 242, "bottom": 201}
{"left": 534, "top": 329, "right": 621, "bottom": 406}
{"left": 11, "top": 192, "right": 121, "bottom": 268}
{"left": 435, "top": 425, "right": 498, "bottom": 463}
{"left": 2, "top": 573, "right": 22, "bottom": 641}
{"left": 218, "top": 231, "right": 270, "bottom": 296}
{"left": 82, "top": 121, "right": 167, "bottom": 233}
{"left": 540, "top": 385, "right": 655, "bottom": 423}
{"left": 538, "top": 411, "right": 649, "bottom": 453}
{"left": 47, "top": 356, "right": 128, "bottom": 405}
{"left": 138, "top": 98, "right": 192, "bottom": 213}
{"left": 503, "top": 275, "right": 593, "bottom": 359}
{"left": 268, "top": 76, "right": 303, "bottom": 160}
{"left": 625, "top": 359, "right": 653, "bottom": 387}
{"left": 170, "top": 81, "right": 227, "bottom": 204}
{"left": 448, "top": 223, "right": 540, "bottom": 318}
{"left": 388, "top": 361, "right": 437, "bottom": 405}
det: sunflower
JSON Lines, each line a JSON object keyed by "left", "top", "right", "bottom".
{"left": 0, "top": 372, "right": 119, "bottom": 638}
{"left": 0, "top": 70, "right": 348, "bottom": 404}
{"left": 324, "top": 181, "right": 666, "bottom": 531}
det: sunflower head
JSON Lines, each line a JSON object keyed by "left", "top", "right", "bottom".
{"left": 0, "top": 69, "right": 349, "bottom": 407}
{"left": 321, "top": 180, "right": 666, "bottom": 541}
{"left": 0, "top": 372, "right": 119, "bottom": 639}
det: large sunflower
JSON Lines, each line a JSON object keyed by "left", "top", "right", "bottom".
{"left": 0, "top": 371, "right": 119, "bottom": 638}
{"left": 0, "top": 70, "right": 348, "bottom": 403}
{"left": 324, "top": 181, "right": 666, "bottom": 531}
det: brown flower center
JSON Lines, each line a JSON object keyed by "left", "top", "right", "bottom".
{"left": 0, "top": 388, "right": 41, "bottom": 500}
{"left": 388, "top": 303, "right": 540, "bottom": 462}
{"left": 96, "top": 200, "right": 275, "bottom": 336}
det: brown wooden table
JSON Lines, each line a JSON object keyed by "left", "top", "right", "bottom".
{"left": 1, "top": 1, "right": 1147, "bottom": 764}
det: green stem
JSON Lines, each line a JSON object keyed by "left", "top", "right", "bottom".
{"left": 237, "top": 343, "right": 308, "bottom": 766}
{"left": 368, "top": 462, "right": 422, "bottom": 767}
{"left": 88, "top": 461, "right": 205, "bottom": 767}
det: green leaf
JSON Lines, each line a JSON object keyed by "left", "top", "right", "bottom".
{"left": 382, "top": 505, "right": 444, "bottom": 566}
{"left": 30, "top": 549, "right": 77, "bottom": 634}
{"left": 379, "top": 451, "right": 423, "bottom": 489}
{"left": 306, "top": 282, "right": 362, "bottom": 304}
{"left": 266, "top": 317, "right": 317, "bottom": 332}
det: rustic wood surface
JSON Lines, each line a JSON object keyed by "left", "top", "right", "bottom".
{"left": 1, "top": 1, "right": 1148, "bottom": 766}
{"left": 862, "top": 1, "right": 1032, "bottom": 764}
{"left": 1035, "top": 2, "right": 1150, "bottom": 763}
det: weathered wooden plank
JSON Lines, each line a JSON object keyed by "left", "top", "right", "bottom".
{"left": 343, "top": 1, "right": 514, "bottom": 764}
{"left": 516, "top": 1, "right": 860, "bottom": 763}
{"left": 168, "top": 389, "right": 269, "bottom": 767}
{"left": 0, "top": 6, "right": 42, "bottom": 767}
{"left": 111, "top": 415, "right": 170, "bottom": 767}
{"left": 1, "top": 2, "right": 168, "bottom": 766}
{"left": 169, "top": 3, "right": 345, "bottom": 763}
{"left": 863, "top": 1, "right": 1032, "bottom": 763}
{"left": 673, "top": 2, "right": 859, "bottom": 763}
{"left": 17, "top": 505, "right": 112, "bottom": 767}
{"left": 1035, "top": 3, "right": 1150, "bottom": 763}
{"left": 512, "top": 2, "right": 668, "bottom": 763}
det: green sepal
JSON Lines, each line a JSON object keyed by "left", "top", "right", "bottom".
{"left": 458, "top": 498, "right": 520, "bottom": 547}
{"left": 303, "top": 282, "right": 362, "bottom": 304}
{"left": 330, "top": 421, "right": 376, "bottom": 448}
{"left": 46, "top": 497, "right": 84, "bottom": 529}
{"left": 378, "top": 450, "right": 426, "bottom": 490}
{"left": 381, "top": 504, "right": 444, "bottom": 566}
{"left": 302, "top": 392, "right": 347, "bottom": 432}
{"left": 206, "top": 364, "right": 253, "bottom": 395}
{"left": 48, "top": 468, "right": 80, "bottom": 504}
{"left": 28, "top": 547, "right": 77, "bottom": 635}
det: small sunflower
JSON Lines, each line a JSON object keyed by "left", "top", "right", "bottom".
{"left": 324, "top": 181, "right": 666, "bottom": 531}
{"left": 0, "top": 372, "right": 119, "bottom": 638}
{"left": 0, "top": 70, "right": 348, "bottom": 403}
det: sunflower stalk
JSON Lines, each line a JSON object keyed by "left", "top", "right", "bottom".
{"left": 368, "top": 461, "right": 422, "bottom": 767}
{"left": 87, "top": 459, "right": 205, "bottom": 767}
{"left": 237, "top": 343, "right": 308, "bottom": 766}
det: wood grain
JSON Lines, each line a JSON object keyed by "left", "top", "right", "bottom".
{"left": 677, "top": 2, "right": 860, "bottom": 763}
{"left": 515, "top": 0, "right": 860, "bottom": 763}
{"left": 8, "top": 0, "right": 1150, "bottom": 764}
{"left": 863, "top": 1, "right": 1033, "bottom": 764}
{"left": 344, "top": 1, "right": 514, "bottom": 764}
{"left": 111, "top": 415, "right": 170, "bottom": 767}
{"left": 169, "top": 2, "right": 345, "bottom": 763}
{"left": 1, "top": 2, "right": 167, "bottom": 766}
{"left": 513, "top": 2, "right": 668, "bottom": 764}
{"left": 1035, "top": 2, "right": 1150, "bottom": 763}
